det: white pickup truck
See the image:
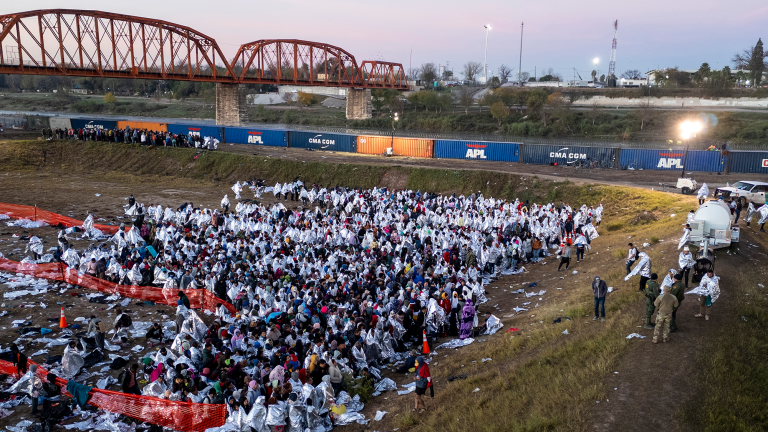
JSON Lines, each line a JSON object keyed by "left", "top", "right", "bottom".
{"left": 715, "top": 181, "right": 768, "bottom": 204}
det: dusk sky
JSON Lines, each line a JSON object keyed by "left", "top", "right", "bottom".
{"left": 2, "top": 0, "right": 767, "bottom": 79}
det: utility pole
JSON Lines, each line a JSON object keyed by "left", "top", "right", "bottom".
{"left": 518, "top": 22, "right": 524, "bottom": 87}
{"left": 484, "top": 25, "right": 491, "bottom": 85}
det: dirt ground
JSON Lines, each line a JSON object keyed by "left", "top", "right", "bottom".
{"left": 0, "top": 145, "right": 760, "bottom": 431}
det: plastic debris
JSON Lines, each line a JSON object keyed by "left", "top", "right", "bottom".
{"left": 626, "top": 333, "right": 646, "bottom": 339}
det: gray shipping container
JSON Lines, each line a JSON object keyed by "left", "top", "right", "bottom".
{"left": 728, "top": 151, "right": 768, "bottom": 174}
{"left": 49, "top": 117, "right": 72, "bottom": 129}
{"left": 522, "top": 144, "right": 618, "bottom": 168}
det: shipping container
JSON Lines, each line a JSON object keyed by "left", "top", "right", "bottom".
{"left": 117, "top": 121, "right": 168, "bottom": 132}
{"left": 434, "top": 140, "right": 520, "bottom": 162}
{"left": 522, "top": 144, "right": 618, "bottom": 168}
{"left": 70, "top": 118, "right": 118, "bottom": 130}
{"left": 619, "top": 148, "right": 721, "bottom": 171}
{"left": 288, "top": 131, "right": 356, "bottom": 152}
{"left": 224, "top": 127, "right": 288, "bottom": 147}
{"left": 680, "top": 150, "right": 723, "bottom": 172}
{"left": 728, "top": 151, "right": 768, "bottom": 174}
{"left": 356, "top": 135, "right": 433, "bottom": 158}
{"left": 49, "top": 117, "right": 72, "bottom": 129}
{"left": 167, "top": 124, "right": 223, "bottom": 140}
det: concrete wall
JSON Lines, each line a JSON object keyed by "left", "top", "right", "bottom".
{"left": 216, "top": 83, "right": 248, "bottom": 126}
{"left": 345, "top": 89, "right": 372, "bottom": 120}
{"left": 572, "top": 95, "right": 768, "bottom": 108}
{"left": 277, "top": 85, "right": 348, "bottom": 96}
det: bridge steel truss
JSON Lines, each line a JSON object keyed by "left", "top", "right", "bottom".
{"left": 0, "top": 9, "right": 407, "bottom": 89}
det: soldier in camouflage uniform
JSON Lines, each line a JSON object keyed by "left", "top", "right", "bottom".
{"left": 653, "top": 285, "right": 679, "bottom": 343}
{"left": 644, "top": 273, "right": 660, "bottom": 329}
{"left": 669, "top": 274, "right": 686, "bottom": 332}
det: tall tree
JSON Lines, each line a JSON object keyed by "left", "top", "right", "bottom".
{"left": 457, "top": 85, "right": 475, "bottom": 114}
{"left": 498, "top": 64, "right": 513, "bottom": 81}
{"left": 463, "top": 61, "right": 482, "bottom": 82}
{"left": 749, "top": 39, "right": 765, "bottom": 87}
{"left": 620, "top": 69, "right": 642, "bottom": 80}
{"left": 420, "top": 63, "right": 438, "bottom": 85}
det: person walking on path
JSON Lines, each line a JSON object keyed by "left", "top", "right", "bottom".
{"left": 653, "top": 285, "right": 679, "bottom": 344}
{"left": 592, "top": 276, "right": 608, "bottom": 322}
{"left": 413, "top": 356, "right": 433, "bottom": 413}
{"left": 695, "top": 270, "right": 720, "bottom": 321}
{"left": 644, "top": 273, "right": 660, "bottom": 329}
{"left": 670, "top": 274, "right": 686, "bottom": 333}
{"left": 557, "top": 243, "right": 572, "bottom": 271}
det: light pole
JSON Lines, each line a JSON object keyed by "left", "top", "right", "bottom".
{"left": 679, "top": 120, "right": 703, "bottom": 177}
{"left": 484, "top": 24, "right": 491, "bottom": 85}
{"left": 518, "top": 22, "right": 524, "bottom": 87}
{"left": 390, "top": 112, "right": 399, "bottom": 154}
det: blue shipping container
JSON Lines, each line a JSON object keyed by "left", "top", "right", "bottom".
{"left": 619, "top": 149, "right": 721, "bottom": 171}
{"left": 522, "top": 145, "right": 618, "bottom": 167}
{"left": 168, "top": 124, "right": 223, "bottom": 140}
{"left": 728, "top": 151, "right": 768, "bottom": 173}
{"left": 224, "top": 128, "right": 287, "bottom": 147}
{"left": 288, "top": 131, "right": 356, "bottom": 152}
{"left": 434, "top": 140, "right": 520, "bottom": 162}
{"left": 680, "top": 150, "right": 723, "bottom": 172}
{"left": 70, "top": 118, "right": 118, "bottom": 130}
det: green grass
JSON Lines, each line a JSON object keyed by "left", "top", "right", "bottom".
{"left": 680, "top": 268, "right": 768, "bottom": 431}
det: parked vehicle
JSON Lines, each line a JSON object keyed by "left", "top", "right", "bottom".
{"left": 659, "top": 177, "right": 698, "bottom": 195}
{"left": 715, "top": 181, "right": 768, "bottom": 204}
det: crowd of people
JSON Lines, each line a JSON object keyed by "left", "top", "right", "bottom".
{"left": 41, "top": 126, "right": 219, "bottom": 149}
{"left": 23, "top": 181, "right": 604, "bottom": 428}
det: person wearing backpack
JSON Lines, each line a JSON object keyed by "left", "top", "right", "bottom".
{"left": 121, "top": 363, "right": 141, "bottom": 395}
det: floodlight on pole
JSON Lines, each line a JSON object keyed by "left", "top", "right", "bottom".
{"left": 484, "top": 25, "right": 491, "bottom": 85}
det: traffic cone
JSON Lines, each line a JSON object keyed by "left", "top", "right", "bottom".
{"left": 422, "top": 330, "right": 430, "bottom": 354}
{"left": 59, "top": 307, "right": 67, "bottom": 329}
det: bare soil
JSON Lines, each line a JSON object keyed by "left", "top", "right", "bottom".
{"left": 0, "top": 142, "right": 759, "bottom": 431}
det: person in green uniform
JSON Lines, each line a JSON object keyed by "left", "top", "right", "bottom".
{"left": 669, "top": 273, "right": 686, "bottom": 332}
{"left": 644, "top": 273, "right": 660, "bottom": 329}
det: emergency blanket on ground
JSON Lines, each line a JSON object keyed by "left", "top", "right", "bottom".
{"left": 0, "top": 258, "right": 236, "bottom": 316}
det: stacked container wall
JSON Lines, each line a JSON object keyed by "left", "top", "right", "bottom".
{"left": 619, "top": 149, "right": 714, "bottom": 171}
{"left": 49, "top": 118, "right": 72, "bottom": 129}
{"left": 433, "top": 140, "right": 520, "bottom": 162}
{"left": 728, "top": 151, "right": 768, "bottom": 173}
{"left": 117, "top": 121, "right": 168, "bottom": 132}
{"left": 522, "top": 144, "right": 618, "bottom": 167}
{"left": 681, "top": 150, "right": 723, "bottom": 172}
{"left": 167, "top": 124, "right": 223, "bottom": 140}
{"left": 70, "top": 118, "right": 118, "bottom": 130}
{"left": 223, "top": 128, "right": 288, "bottom": 147}
{"left": 356, "top": 135, "right": 433, "bottom": 158}
{"left": 288, "top": 131, "right": 356, "bottom": 152}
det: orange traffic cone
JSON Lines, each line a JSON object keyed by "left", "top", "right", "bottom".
{"left": 422, "top": 330, "right": 430, "bottom": 354}
{"left": 59, "top": 307, "right": 67, "bottom": 328}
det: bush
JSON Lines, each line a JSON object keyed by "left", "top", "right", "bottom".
{"left": 650, "top": 236, "right": 660, "bottom": 244}
{"left": 341, "top": 373, "right": 374, "bottom": 403}
{"left": 606, "top": 223, "right": 622, "bottom": 232}
{"left": 104, "top": 92, "right": 117, "bottom": 104}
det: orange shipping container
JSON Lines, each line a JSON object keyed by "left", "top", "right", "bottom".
{"left": 356, "top": 135, "right": 433, "bottom": 158}
{"left": 117, "top": 121, "right": 168, "bottom": 132}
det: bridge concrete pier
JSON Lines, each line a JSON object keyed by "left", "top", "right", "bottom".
{"left": 346, "top": 89, "right": 372, "bottom": 120}
{"left": 216, "top": 83, "right": 248, "bottom": 126}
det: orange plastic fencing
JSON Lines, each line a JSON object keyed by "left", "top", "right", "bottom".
{"left": 0, "top": 202, "right": 119, "bottom": 234}
{"left": 0, "top": 203, "right": 236, "bottom": 315}
{"left": 0, "top": 359, "right": 227, "bottom": 431}
{"left": 0, "top": 258, "right": 236, "bottom": 315}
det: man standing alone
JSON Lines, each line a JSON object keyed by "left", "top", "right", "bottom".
{"left": 653, "top": 285, "right": 679, "bottom": 344}
{"left": 592, "top": 276, "right": 608, "bottom": 322}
